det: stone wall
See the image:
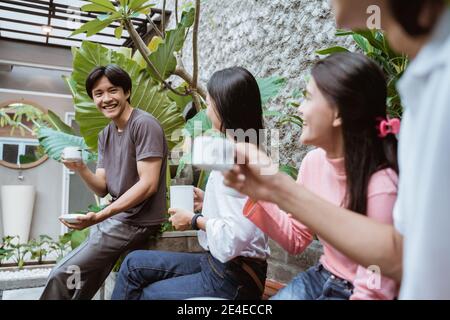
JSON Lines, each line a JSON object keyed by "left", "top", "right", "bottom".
{"left": 154, "top": 0, "right": 352, "bottom": 167}
{"left": 267, "top": 239, "right": 323, "bottom": 284}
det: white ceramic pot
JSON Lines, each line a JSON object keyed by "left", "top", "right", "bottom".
{"left": 1, "top": 185, "right": 36, "bottom": 242}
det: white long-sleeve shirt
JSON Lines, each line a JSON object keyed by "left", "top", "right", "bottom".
{"left": 394, "top": 8, "right": 450, "bottom": 299}
{"left": 198, "top": 171, "right": 270, "bottom": 263}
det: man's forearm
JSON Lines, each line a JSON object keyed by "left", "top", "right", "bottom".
{"left": 78, "top": 167, "right": 108, "bottom": 197}
{"left": 270, "top": 173, "right": 403, "bottom": 281}
{"left": 95, "top": 180, "right": 156, "bottom": 222}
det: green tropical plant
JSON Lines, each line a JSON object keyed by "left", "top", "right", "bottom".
{"left": 1, "top": 236, "right": 28, "bottom": 269}
{"left": 49, "top": 233, "right": 72, "bottom": 262}
{"left": 261, "top": 82, "right": 302, "bottom": 184}
{"left": 68, "top": 229, "right": 90, "bottom": 250}
{"left": 48, "top": 229, "right": 90, "bottom": 262}
{"left": 1, "top": 235, "right": 53, "bottom": 267}
{"left": 145, "top": 7, "right": 195, "bottom": 80}
{"left": 264, "top": 87, "right": 304, "bottom": 129}
{"left": 26, "top": 235, "right": 53, "bottom": 264}
{"left": 0, "top": 103, "right": 46, "bottom": 136}
{"left": 279, "top": 164, "right": 299, "bottom": 180}
{"left": 0, "top": 103, "right": 72, "bottom": 136}
{"left": 0, "top": 243, "right": 14, "bottom": 267}
{"left": 0, "top": 108, "right": 13, "bottom": 128}
{"left": 258, "top": 76, "right": 287, "bottom": 105}
{"left": 71, "top": 0, "right": 205, "bottom": 111}
{"left": 317, "top": 29, "right": 408, "bottom": 118}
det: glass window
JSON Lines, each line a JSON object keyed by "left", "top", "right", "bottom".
{"left": 0, "top": 138, "right": 40, "bottom": 165}
{"left": 2, "top": 143, "right": 19, "bottom": 164}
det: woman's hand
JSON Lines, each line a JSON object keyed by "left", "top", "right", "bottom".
{"left": 223, "top": 142, "right": 282, "bottom": 202}
{"left": 194, "top": 187, "right": 205, "bottom": 212}
{"left": 168, "top": 208, "right": 195, "bottom": 231}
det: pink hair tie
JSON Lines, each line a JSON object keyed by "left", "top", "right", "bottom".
{"left": 377, "top": 117, "right": 401, "bottom": 138}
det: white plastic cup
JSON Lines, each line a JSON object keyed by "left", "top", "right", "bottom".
{"left": 62, "top": 146, "right": 82, "bottom": 161}
{"left": 170, "top": 185, "right": 194, "bottom": 212}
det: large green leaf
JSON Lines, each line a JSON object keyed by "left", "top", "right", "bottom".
{"left": 129, "top": 0, "right": 152, "bottom": 11}
{"left": 68, "top": 41, "right": 185, "bottom": 151}
{"left": 167, "top": 83, "right": 193, "bottom": 112}
{"left": 71, "top": 18, "right": 114, "bottom": 37}
{"left": 70, "top": 229, "right": 90, "bottom": 250}
{"left": 257, "top": 76, "right": 286, "bottom": 105}
{"left": 316, "top": 46, "right": 349, "bottom": 56}
{"left": 119, "top": 0, "right": 129, "bottom": 8}
{"left": 64, "top": 75, "right": 110, "bottom": 150}
{"left": 114, "top": 25, "right": 123, "bottom": 39}
{"left": 81, "top": 3, "right": 116, "bottom": 13}
{"left": 37, "top": 127, "right": 96, "bottom": 162}
{"left": 147, "top": 7, "right": 195, "bottom": 80}
{"left": 45, "top": 110, "right": 75, "bottom": 135}
{"left": 279, "top": 165, "right": 299, "bottom": 180}
{"left": 182, "top": 109, "right": 212, "bottom": 138}
{"left": 180, "top": 6, "right": 196, "bottom": 28}
{"left": 353, "top": 30, "right": 384, "bottom": 51}
{"left": 89, "top": 0, "right": 117, "bottom": 12}
{"left": 264, "top": 110, "right": 303, "bottom": 128}
{"left": 130, "top": 72, "right": 185, "bottom": 150}
{"left": 175, "top": 110, "right": 214, "bottom": 178}
{"left": 352, "top": 34, "right": 371, "bottom": 53}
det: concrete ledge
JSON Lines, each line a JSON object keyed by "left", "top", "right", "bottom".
{"left": 0, "top": 264, "right": 53, "bottom": 291}
{"left": 147, "top": 230, "right": 205, "bottom": 253}
{"left": 160, "top": 230, "right": 199, "bottom": 238}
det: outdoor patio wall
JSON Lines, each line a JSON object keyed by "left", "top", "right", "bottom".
{"left": 0, "top": 69, "right": 74, "bottom": 241}
{"left": 157, "top": 0, "right": 352, "bottom": 168}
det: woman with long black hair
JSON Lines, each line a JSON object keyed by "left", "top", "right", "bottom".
{"left": 243, "top": 52, "right": 399, "bottom": 300}
{"left": 111, "top": 67, "right": 270, "bottom": 300}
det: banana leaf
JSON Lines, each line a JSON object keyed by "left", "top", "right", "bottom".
{"left": 37, "top": 127, "right": 96, "bottom": 163}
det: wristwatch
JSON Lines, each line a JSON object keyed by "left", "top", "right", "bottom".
{"left": 191, "top": 213, "right": 203, "bottom": 230}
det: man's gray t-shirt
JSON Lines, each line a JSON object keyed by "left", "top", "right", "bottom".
{"left": 97, "top": 109, "right": 168, "bottom": 227}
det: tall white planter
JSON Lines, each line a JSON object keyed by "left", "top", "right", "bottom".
{"left": 1, "top": 185, "right": 36, "bottom": 242}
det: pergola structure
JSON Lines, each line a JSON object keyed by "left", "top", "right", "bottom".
{"left": 0, "top": 0, "right": 170, "bottom": 49}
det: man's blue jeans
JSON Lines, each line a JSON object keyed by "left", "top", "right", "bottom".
{"left": 111, "top": 250, "right": 267, "bottom": 300}
{"left": 271, "top": 263, "right": 354, "bottom": 300}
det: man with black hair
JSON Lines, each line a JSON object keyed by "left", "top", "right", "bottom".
{"left": 40, "top": 64, "right": 168, "bottom": 300}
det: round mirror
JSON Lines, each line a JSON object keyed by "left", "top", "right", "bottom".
{"left": 0, "top": 100, "right": 48, "bottom": 169}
